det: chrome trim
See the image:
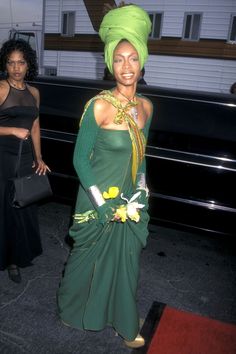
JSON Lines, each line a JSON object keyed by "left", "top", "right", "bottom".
{"left": 149, "top": 217, "right": 231, "bottom": 236}
{"left": 42, "top": 128, "right": 75, "bottom": 136}
{"left": 146, "top": 145, "right": 236, "bottom": 171}
{"left": 151, "top": 192, "right": 236, "bottom": 213}
{"left": 146, "top": 92, "right": 236, "bottom": 108}
{"left": 41, "top": 135, "right": 75, "bottom": 144}
{"left": 146, "top": 153, "right": 236, "bottom": 172}
{"left": 41, "top": 129, "right": 75, "bottom": 143}
{"left": 147, "top": 146, "right": 236, "bottom": 163}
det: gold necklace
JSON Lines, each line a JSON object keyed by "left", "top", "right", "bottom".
{"left": 116, "top": 87, "right": 138, "bottom": 123}
{"left": 116, "top": 87, "right": 135, "bottom": 102}
{"left": 7, "top": 79, "right": 26, "bottom": 90}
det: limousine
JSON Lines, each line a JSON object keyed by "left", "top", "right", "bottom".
{"left": 32, "top": 76, "right": 236, "bottom": 236}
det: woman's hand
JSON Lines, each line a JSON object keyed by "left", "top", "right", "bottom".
{"left": 34, "top": 158, "right": 51, "bottom": 175}
{"left": 12, "top": 127, "right": 30, "bottom": 140}
{"left": 97, "top": 199, "right": 121, "bottom": 225}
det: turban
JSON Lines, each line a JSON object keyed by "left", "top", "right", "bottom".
{"left": 99, "top": 5, "right": 151, "bottom": 74}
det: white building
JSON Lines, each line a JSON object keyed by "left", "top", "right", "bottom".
{"left": 43, "top": 0, "right": 236, "bottom": 93}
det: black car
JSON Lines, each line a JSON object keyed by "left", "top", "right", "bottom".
{"left": 32, "top": 76, "right": 236, "bottom": 236}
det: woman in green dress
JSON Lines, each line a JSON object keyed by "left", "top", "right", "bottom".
{"left": 57, "top": 4, "right": 153, "bottom": 348}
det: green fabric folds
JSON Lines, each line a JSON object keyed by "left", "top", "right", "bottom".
{"left": 99, "top": 4, "right": 152, "bottom": 74}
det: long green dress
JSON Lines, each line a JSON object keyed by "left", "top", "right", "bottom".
{"left": 57, "top": 93, "right": 152, "bottom": 341}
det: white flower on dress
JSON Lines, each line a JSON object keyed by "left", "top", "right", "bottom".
{"left": 120, "top": 191, "right": 145, "bottom": 223}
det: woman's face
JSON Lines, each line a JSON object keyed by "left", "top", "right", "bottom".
{"left": 113, "top": 41, "right": 141, "bottom": 86}
{"left": 6, "top": 50, "right": 28, "bottom": 82}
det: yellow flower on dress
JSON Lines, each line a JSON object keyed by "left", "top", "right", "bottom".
{"left": 103, "top": 186, "right": 119, "bottom": 199}
{"left": 114, "top": 205, "right": 127, "bottom": 223}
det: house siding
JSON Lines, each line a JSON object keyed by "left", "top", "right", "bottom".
{"left": 145, "top": 55, "right": 236, "bottom": 93}
{"left": 43, "top": 50, "right": 105, "bottom": 79}
{"left": 43, "top": 0, "right": 236, "bottom": 93}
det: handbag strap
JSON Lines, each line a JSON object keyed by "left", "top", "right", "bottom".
{"left": 14, "top": 139, "right": 35, "bottom": 177}
{"left": 14, "top": 140, "right": 24, "bottom": 177}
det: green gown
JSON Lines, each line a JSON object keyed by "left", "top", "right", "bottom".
{"left": 57, "top": 96, "right": 152, "bottom": 341}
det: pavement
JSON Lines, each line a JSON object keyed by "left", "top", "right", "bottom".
{"left": 0, "top": 202, "right": 235, "bottom": 354}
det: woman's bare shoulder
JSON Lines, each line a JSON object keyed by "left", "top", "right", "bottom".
{"left": 93, "top": 97, "right": 114, "bottom": 125}
{"left": 27, "top": 84, "right": 39, "bottom": 98}
{"left": 0, "top": 80, "right": 10, "bottom": 104}
{"left": 27, "top": 84, "right": 40, "bottom": 106}
{"left": 0, "top": 80, "right": 9, "bottom": 90}
{"left": 94, "top": 97, "right": 111, "bottom": 110}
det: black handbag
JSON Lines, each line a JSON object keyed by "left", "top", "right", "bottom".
{"left": 10, "top": 139, "right": 52, "bottom": 208}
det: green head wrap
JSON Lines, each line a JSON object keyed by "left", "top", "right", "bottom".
{"left": 99, "top": 5, "right": 151, "bottom": 74}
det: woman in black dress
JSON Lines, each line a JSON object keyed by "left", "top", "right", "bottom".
{"left": 0, "top": 39, "right": 50, "bottom": 283}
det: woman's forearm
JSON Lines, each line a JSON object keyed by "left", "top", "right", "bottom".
{"left": 0, "top": 126, "right": 15, "bottom": 136}
{"left": 0, "top": 126, "right": 30, "bottom": 139}
{"left": 30, "top": 118, "right": 42, "bottom": 160}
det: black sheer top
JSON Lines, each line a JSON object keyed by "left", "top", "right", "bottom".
{"left": 0, "top": 83, "right": 39, "bottom": 130}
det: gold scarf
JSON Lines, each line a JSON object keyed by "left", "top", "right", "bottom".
{"left": 80, "top": 90, "right": 146, "bottom": 184}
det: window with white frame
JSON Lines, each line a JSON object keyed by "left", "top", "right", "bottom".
{"left": 61, "top": 11, "right": 75, "bottom": 36}
{"left": 149, "top": 12, "right": 163, "bottom": 39}
{"left": 228, "top": 14, "right": 236, "bottom": 42}
{"left": 183, "top": 13, "right": 202, "bottom": 40}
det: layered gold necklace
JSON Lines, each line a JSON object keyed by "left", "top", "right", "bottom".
{"left": 116, "top": 87, "right": 138, "bottom": 123}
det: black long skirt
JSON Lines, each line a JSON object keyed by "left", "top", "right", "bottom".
{"left": 0, "top": 136, "right": 42, "bottom": 270}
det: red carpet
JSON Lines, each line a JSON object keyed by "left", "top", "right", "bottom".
{"left": 147, "top": 305, "right": 236, "bottom": 354}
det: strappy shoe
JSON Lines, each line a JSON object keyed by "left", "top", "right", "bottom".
{"left": 7, "top": 265, "right": 21, "bottom": 283}
{"left": 124, "top": 334, "right": 145, "bottom": 348}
